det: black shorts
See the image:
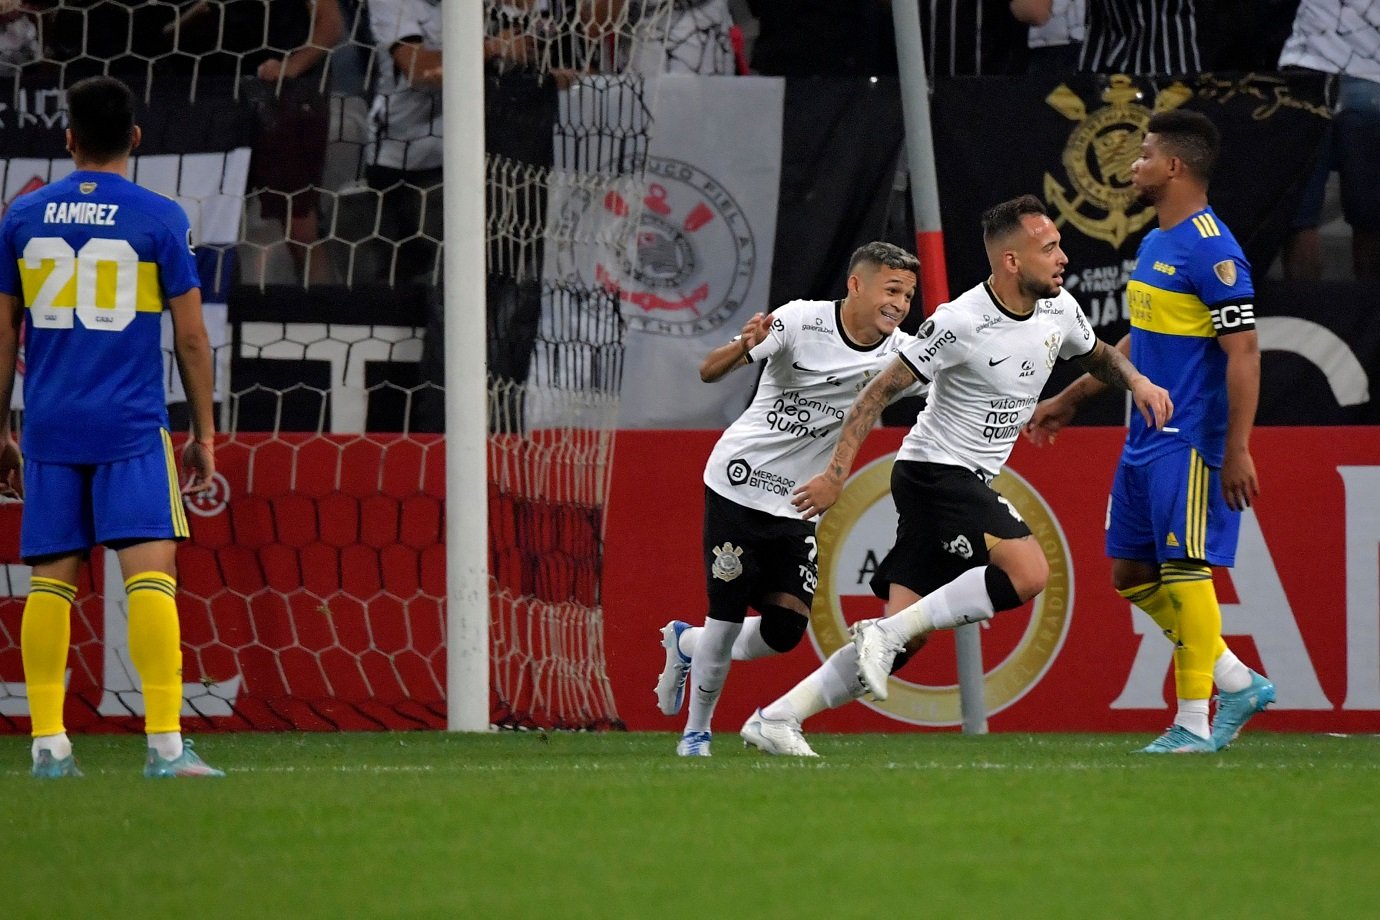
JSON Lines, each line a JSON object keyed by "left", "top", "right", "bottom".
{"left": 871, "top": 460, "right": 1032, "bottom": 599}
{"left": 702, "top": 487, "right": 817, "bottom": 619}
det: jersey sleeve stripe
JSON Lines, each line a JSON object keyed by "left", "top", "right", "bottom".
{"left": 897, "top": 352, "right": 929, "bottom": 384}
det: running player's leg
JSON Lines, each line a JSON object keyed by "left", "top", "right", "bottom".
{"left": 856, "top": 463, "right": 1043, "bottom": 698}
{"left": 20, "top": 459, "right": 90, "bottom": 777}
{"left": 672, "top": 492, "right": 758, "bottom": 754}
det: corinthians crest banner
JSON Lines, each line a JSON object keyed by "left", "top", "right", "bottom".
{"left": 931, "top": 72, "right": 1329, "bottom": 423}
{"left": 534, "top": 74, "right": 784, "bottom": 429}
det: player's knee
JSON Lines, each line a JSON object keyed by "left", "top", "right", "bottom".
{"left": 985, "top": 564, "right": 1031, "bottom": 611}
{"left": 758, "top": 605, "right": 808, "bottom": 653}
{"left": 1019, "top": 552, "right": 1051, "bottom": 599}
{"left": 1111, "top": 559, "right": 1158, "bottom": 593}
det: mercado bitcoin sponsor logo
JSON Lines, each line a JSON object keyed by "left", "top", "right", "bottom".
{"left": 811, "top": 454, "right": 1073, "bottom": 725}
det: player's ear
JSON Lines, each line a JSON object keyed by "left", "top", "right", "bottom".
{"left": 131, "top": 124, "right": 142, "bottom": 152}
{"left": 64, "top": 128, "right": 74, "bottom": 156}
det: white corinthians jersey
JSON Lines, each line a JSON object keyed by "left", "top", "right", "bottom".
{"left": 705, "top": 299, "right": 918, "bottom": 518}
{"left": 897, "top": 282, "right": 1096, "bottom": 479}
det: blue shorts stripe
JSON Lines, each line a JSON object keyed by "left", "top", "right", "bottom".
{"left": 160, "top": 429, "right": 190, "bottom": 538}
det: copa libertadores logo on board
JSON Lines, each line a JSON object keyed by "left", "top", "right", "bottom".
{"left": 565, "top": 157, "right": 755, "bottom": 338}
{"left": 811, "top": 455, "right": 1074, "bottom": 726}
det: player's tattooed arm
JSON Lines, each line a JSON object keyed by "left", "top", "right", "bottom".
{"left": 792, "top": 357, "right": 917, "bottom": 519}
{"left": 1027, "top": 336, "right": 1140, "bottom": 446}
{"left": 1076, "top": 338, "right": 1137, "bottom": 390}
{"left": 1077, "top": 338, "right": 1174, "bottom": 432}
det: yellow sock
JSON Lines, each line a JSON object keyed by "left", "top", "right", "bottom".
{"left": 125, "top": 572, "right": 183, "bottom": 735}
{"left": 1117, "top": 581, "right": 1179, "bottom": 644}
{"left": 21, "top": 577, "right": 77, "bottom": 738}
{"left": 1162, "top": 562, "right": 1220, "bottom": 700}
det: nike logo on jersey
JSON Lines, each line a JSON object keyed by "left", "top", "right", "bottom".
{"left": 792, "top": 362, "right": 842, "bottom": 385}
{"left": 988, "top": 356, "right": 1011, "bottom": 366}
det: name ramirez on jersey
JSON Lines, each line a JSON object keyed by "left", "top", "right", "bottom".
{"left": 705, "top": 299, "right": 918, "bottom": 517}
{"left": 896, "top": 282, "right": 1095, "bottom": 479}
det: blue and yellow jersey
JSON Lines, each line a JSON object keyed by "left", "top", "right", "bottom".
{"left": 0, "top": 170, "right": 199, "bottom": 464}
{"left": 1123, "top": 206, "right": 1253, "bottom": 468}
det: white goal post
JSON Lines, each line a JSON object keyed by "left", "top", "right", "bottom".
{"left": 443, "top": 0, "right": 491, "bottom": 731}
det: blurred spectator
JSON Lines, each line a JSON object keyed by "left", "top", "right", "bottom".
{"left": 367, "top": 0, "right": 443, "bottom": 285}
{"left": 1078, "top": 0, "right": 1205, "bottom": 75}
{"left": 243, "top": 0, "right": 343, "bottom": 284}
{"left": 1279, "top": 0, "right": 1380, "bottom": 280}
{"left": 747, "top": 0, "right": 1049, "bottom": 79}
{"left": 1205, "top": 0, "right": 1300, "bottom": 71}
{"left": 584, "top": 0, "right": 736, "bottom": 75}
{"left": 746, "top": 0, "right": 898, "bottom": 76}
{"left": 485, "top": 0, "right": 587, "bottom": 87}
{"left": 1027, "top": 0, "right": 1084, "bottom": 75}
{"left": 921, "top": 0, "right": 1051, "bottom": 78}
{"left": 331, "top": 0, "right": 373, "bottom": 95}
{"left": 0, "top": 1, "right": 38, "bottom": 74}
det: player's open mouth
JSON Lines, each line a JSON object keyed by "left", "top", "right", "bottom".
{"left": 880, "top": 308, "right": 902, "bottom": 322}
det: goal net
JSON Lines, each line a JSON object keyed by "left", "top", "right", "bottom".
{"left": 0, "top": 0, "right": 690, "bottom": 733}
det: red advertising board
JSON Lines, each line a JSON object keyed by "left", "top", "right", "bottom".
{"left": 2, "top": 426, "right": 1377, "bottom": 735}
{"left": 602, "top": 427, "right": 1380, "bottom": 733}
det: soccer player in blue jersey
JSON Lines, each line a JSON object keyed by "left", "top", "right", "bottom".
{"left": 1026, "top": 109, "right": 1275, "bottom": 753}
{"left": 0, "top": 76, "right": 223, "bottom": 778}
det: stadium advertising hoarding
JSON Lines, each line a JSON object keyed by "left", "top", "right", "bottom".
{"left": 1, "top": 425, "right": 1377, "bottom": 734}
{"left": 602, "top": 426, "right": 1380, "bottom": 734}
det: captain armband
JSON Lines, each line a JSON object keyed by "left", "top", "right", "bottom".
{"left": 1208, "top": 302, "right": 1255, "bottom": 334}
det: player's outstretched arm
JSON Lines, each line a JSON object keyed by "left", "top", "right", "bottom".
{"left": 0, "top": 293, "right": 22, "bottom": 499}
{"left": 1024, "top": 335, "right": 1134, "bottom": 446}
{"left": 169, "top": 288, "right": 217, "bottom": 494}
{"left": 1219, "top": 329, "right": 1260, "bottom": 510}
{"left": 1076, "top": 337, "right": 1173, "bottom": 430}
{"left": 791, "top": 357, "right": 916, "bottom": 519}
{"left": 699, "top": 311, "right": 771, "bottom": 382}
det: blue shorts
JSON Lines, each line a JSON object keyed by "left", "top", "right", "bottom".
{"left": 1105, "top": 444, "right": 1240, "bottom": 567}
{"left": 20, "top": 431, "right": 191, "bottom": 561}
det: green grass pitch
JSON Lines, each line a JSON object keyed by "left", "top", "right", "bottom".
{"left": 5, "top": 731, "right": 1379, "bottom": 920}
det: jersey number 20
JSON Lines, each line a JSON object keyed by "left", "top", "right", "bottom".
{"left": 23, "top": 236, "right": 143, "bottom": 332}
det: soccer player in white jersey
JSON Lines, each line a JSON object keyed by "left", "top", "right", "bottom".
{"left": 743, "top": 195, "right": 1173, "bottom": 754}
{"left": 655, "top": 242, "right": 921, "bottom": 757}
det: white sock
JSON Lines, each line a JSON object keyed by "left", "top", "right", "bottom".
{"left": 148, "top": 731, "right": 184, "bottom": 761}
{"left": 1213, "top": 648, "right": 1253, "bottom": 693}
{"left": 761, "top": 643, "right": 865, "bottom": 724}
{"left": 882, "top": 566, "right": 996, "bottom": 642}
{"left": 681, "top": 618, "right": 774, "bottom": 661}
{"left": 676, "top": 625, "right": 699, "bottom": 659}
{"left": 731, "top": 616, "right": 776, "bottom": 660}
{"left": 33, "top": 732, "right": 72, "bottom": 761}
{"left": 1174, "top": 699, "right": 1210, "bottom": 738}
{"left": 684, "top": 618, "right": 741, "bottom": 733}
